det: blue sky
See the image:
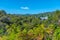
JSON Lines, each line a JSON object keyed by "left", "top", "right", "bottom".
{"left": 0, "top": 0, "right": 60, "bottom": 14}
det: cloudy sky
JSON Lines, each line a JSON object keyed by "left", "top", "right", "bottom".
{"left": 0, "top": 0, "right": 60, "bottom": 14}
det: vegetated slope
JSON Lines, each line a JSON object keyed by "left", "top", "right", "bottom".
{"left": 0, "top": 10, "right": 60, "bottom": 40}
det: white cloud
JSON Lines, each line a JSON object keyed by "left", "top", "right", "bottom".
{"left": 20, "top": 7, "right": 29, "bottom": 10}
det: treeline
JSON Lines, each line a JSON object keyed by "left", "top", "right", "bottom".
{"left": 0, "top": 10, "right": 60, "bottom": 40}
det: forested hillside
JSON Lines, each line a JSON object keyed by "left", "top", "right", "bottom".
{"left": 0, "top": 10, "right": 60, "bottom": 40}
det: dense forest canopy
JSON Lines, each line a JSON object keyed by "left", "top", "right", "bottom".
{"left": 0, "top": 10, "right": 60, "bottom": 40}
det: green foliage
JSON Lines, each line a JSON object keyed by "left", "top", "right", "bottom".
{"left": 52, "top": 28, "right": 60, "bottom": 40}
{"left": 0, "top": 10, "right": 60, "bottom": 40}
